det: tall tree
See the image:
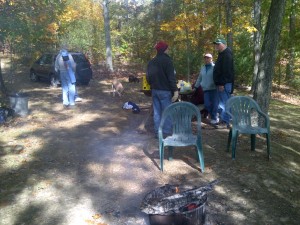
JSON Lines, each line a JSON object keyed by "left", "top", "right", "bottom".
{"left": 225, "top": 0, "right": 233, "bottom": 50}
{"left": 0, "top": 58, "right": 7, "bottom": 96}
{"left": 252, "top": 0, "right": 262, "bottom": 91}
{"left": 285, "top": 0, "right": 296, "bottom": 81}
{"left": 153, "top": 0, "right": 162, "bottom": 41}
{"left": 253, "top": 0, "right": 286, "bottom": 113}
{"left": 103, "top": 0, "right": 114, "bottom": 72}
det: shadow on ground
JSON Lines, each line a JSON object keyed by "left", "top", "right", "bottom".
{"left": 0, "top": 63, "right": 300, "bottom": 225}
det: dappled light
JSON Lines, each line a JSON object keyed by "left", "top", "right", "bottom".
{"left": 0, "top": 0, "right": 299, "bottom": 223}
{"left": 288, "top": 161, "right": 300, "bottom": 170}
{"left": 1, "top": 57, "right": 300, "bottom": 225}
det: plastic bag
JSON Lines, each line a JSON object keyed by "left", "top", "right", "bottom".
{"left": 177, "top": 80, "right": 192, "bottom": 92}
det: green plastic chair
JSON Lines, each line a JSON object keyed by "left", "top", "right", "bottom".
{"left": 225, "top": 96, "right": 271, "bottom": 159}
{"left": 158, "top": 102, "right": 205, "bottom": 172}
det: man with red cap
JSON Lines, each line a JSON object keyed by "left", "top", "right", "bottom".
{"left": 146, "top": 41, "right": 178, "bottom": 137}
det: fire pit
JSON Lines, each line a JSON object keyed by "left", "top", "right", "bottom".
{"left": 140, "top": 180, "right": 218, "bottom": 225}
{"left": 148, "top": 195, "right": 207, "bottom": 225}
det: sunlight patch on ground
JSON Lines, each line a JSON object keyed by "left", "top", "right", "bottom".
{"left": 86, "top": 162, "right": 106, "bottom": 174}
{"left": 1, "top": 173, "right": 109, "bottom": 225}
{"left": 277, "top": 144, "right": 300, "bottom": 156}
{"left": 214, "top": 185, "right": 227, "bottom": 195}
{"left": 288, "top": 161, "right": 300, "bottom": 171}
{"left": 96, "top": 126, "right": 120, "bottom": 135}
{"left": 85, "top": 145, "right": 152, "bottom": 196}
{"left": 226, "top": 210, "right": 246, "bottom": 221}
{"left": 0, "top": 136, "right": 44, "bottom": 171}
{"left": 230, "top": 195, "right": 251, "bottom": 207}
{"left": 54, "top": 114, "right": 100, "bottom": 128}
{"left": 65, "top": 200, "right": 104, "bottom": 225}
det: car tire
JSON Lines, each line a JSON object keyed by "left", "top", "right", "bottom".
{"left": 79, "top": 79, "right": 90, "bottom": 85}
{"left": 30, "top": 70, "right": 39, "bottom": 82}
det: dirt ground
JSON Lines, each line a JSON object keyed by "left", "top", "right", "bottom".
{"left": 0, "top": 59, "right": 300, "bottom": 225}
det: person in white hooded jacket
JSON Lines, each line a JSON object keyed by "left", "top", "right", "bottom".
{"left": 55, "top": 49, "right": 76, "bottom": 108}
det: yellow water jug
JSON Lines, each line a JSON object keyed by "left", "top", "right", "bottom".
{"left": 142, "top": 75, "right": 150, "bottom": 91}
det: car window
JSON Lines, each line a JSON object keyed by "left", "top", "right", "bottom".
{"left": 40, "top": 54, "right": 53, "bottom": 64}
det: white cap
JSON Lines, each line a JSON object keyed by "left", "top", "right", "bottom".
{"left": 204, "top": 53, "right": 212, "bottom": 58}
{"left": 61, "top": 50, "right": 69, "bottom": 57}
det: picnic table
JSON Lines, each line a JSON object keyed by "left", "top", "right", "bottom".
{"left": 179, "top": 89, "right": 205, "bottom": 113}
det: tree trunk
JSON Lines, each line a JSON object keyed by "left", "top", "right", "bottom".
{"left": 285, "top": 0, "right": 296, "bottom": 81}
{"left": 103, "top": 0, "right": 114, "bottom": 72}
{"left": 225, "top": 0, "right": 233, "bottom": 51}
{"left": 253, "top": 0, "right": 286, "bottom": 114}
{"left": 185, "top": 31, "right": 190, "bottom": 82}
{"left": 153, "top": 0, "right": 162, "bottom": 39}
{"left": 218, "top": 1, "right": 222, "bottom": 36}
{"left": 252, "top": 0, "right": 262, "bottom": 91}
{"left": 0, "top": 58, "right": 7, "bottom": 97}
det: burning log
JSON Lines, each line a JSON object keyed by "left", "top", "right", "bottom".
{"left": 140, "top": 180, "right": 219, "bottom": 215}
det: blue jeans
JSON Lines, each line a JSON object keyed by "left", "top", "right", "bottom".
{"left": 74, "top": 88, "right": 79, "bottom": 100}
{"left": 152, "top": 89, "right": 172, "bottom": 135}
{"left": 204, "top": 89, "right": 219, "bottom": 120}
{"left": 60, "top": 71, "right": 75, "bottom": 106}
{"left": 217, "top": 83, "right": 232, "bottom": 124}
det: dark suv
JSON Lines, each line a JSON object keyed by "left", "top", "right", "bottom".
{"left": 29, "top": 52, "right": 93, "bottom": 86}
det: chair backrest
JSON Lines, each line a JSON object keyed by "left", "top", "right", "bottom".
{"left": 225, "top": 96, "right": 262, "bottom": 127}
{"left": 160, "top": 102, "right": 201, "bottom": 135}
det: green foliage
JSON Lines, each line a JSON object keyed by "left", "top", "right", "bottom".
{"left": 233, "top": 33, "right": 254, "bottom": 86}
{"left": 0, "top": 0, "right": 299, "bottom": 92}
{"left": 289, "top": 77, "right": 300, "bottom": 90}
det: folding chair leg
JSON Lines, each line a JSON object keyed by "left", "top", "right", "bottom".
{"left": 251, "top": 134, "right": 256, "bottom": 151}
{"left": 159, "top": 143, "right": 164, "bottom": 171}
{"left": 227, "top": 129, "right": 232, "bottom": 152}
{"left": 196, "top": 143, "right": 205, "bottom": 173}
{"left": 231, "top": 130, "right": 238, "bottom": 159}
{"left": 194, "top": 147, "right": 199, "bottom": 162}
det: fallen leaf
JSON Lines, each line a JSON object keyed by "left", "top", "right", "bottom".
{"left": 239, "top": 167, "right": 249, "bottom": 172}
{"left": 84, "top": 219, "right": 94, "bottom": 225}
{"left": 92, "top": 213, "right": 101, "bottom": 219}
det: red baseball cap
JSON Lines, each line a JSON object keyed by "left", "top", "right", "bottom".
{"left": 155, "top": 41, "right": 168, "bottom": 52}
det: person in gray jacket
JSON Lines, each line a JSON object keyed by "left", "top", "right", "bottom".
{"left": 194, "top": 53, "right": 219, "bottom": 125}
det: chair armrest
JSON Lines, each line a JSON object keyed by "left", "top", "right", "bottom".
{"left": 256, "top": 109, "right": 270, "bottom": 128}
{"left": 196, "top": 118, "right": 202, "bottom": 138}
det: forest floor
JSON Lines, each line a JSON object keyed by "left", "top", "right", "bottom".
{"left": 0, "top": 57, "right": 300, "bottom": 225}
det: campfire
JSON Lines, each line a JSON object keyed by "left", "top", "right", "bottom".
{"left": 140, "top": 180, "right": 218, "bottom": 225}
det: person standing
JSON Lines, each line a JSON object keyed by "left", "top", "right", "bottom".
{"left": 194, "top": 53, "right": 219, "bottom": 125}
{"left": 146, "top": 41, "right": 178, "bottom": 137}
{"left": 213, "top": 38, "right": 234, "bottom": 128}
{"left": 55, "top": 48, "right": 76, "bottom": 108}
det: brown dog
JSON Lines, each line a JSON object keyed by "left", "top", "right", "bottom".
{"left": 112, "top": 78, "right": 124, "bottom": 97}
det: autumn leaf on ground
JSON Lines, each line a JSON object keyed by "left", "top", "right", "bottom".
{"left": 84, "top": 220, "right": 94, "bottom": 225}
{"left": 92, "top": 213, "right": 102, "bottom": 219}
{"left": 239, "top": 167, "right": 250, "bottom": 172}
